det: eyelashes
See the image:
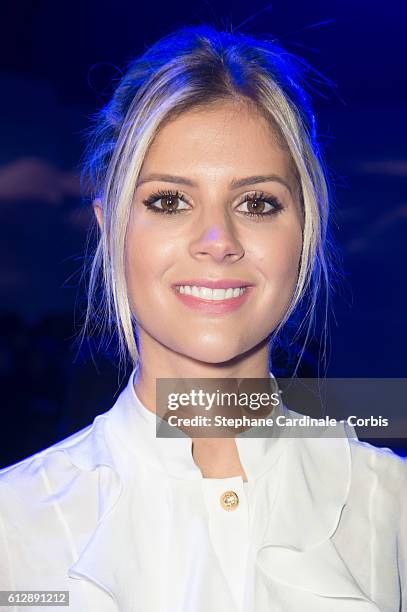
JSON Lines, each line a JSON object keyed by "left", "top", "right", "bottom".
{"left": 141, "top": 189, "right": 284, "bottom": 220}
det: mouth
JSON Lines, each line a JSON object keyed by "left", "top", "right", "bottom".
{"left": 174, "top": 284, "right": 248, "bottom": 301}
{"left": 171, "top": 280, "right": 254, "bottom": 313}
{"left": 171, "top": 279, "right": 253, "bottom": 302}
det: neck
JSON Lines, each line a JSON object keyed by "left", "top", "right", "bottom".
{"left": 131, "top": 333, "right": 271, "bottom": 482}
{"left": 132, "top": 334, "right": 271, "bottom": 417}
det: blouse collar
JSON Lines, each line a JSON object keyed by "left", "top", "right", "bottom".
{"left": 106, "top": 366, "right": 290, "bottom": 483}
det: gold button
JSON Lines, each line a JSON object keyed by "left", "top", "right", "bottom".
{"left": 220, "top": 490, "right": 239, "bottom": 511}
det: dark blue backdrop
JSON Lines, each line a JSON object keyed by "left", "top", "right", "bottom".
{"left": 0, "top": 0, "right": 406, "bottom": 466}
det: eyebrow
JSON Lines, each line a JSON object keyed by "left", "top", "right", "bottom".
{"left": 136, "top": 173, "right": 294, "bottom": 196}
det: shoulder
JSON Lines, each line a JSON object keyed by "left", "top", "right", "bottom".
{"left": 0, "top": 416, "right": 115, "bottom": 567}
{"left": 0, "top": 413, "right": 112, "bottom": 513}
{"left": 343, "top": 437, "right": 407, "bottom": 540}
{"left": 0, "top": 423, "right": 88, "bottom": 483}
{"left": 348, "top": 437, "right": 407, "bottom": 494}
{"left": 0, "top": 416, "right": 117, "bottom": 592}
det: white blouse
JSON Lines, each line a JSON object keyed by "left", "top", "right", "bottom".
{"left": 0, "top": 367, "right": 407, "bottom": 611}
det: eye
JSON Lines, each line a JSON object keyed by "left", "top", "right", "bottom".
{"left": 142, "top": 190, "right": 190, "bottom": 214}
{"left": 235, "top": 192, "right": 284, "bottom": 218}
{"left": 142, "top": 189, "right": 284, "bottom": 218}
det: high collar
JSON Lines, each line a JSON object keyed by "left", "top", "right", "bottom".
{"left": 106, "top": 366, "right": 290, "bottom": 483}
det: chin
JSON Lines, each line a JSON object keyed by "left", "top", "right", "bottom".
{"left": 175, "top": 339, "right": 252, "bottom": 366}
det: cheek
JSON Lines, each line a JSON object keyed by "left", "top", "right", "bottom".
{"left": 125, "top": 225, "right": 155, "bottom": 313}
{"left": 255, "top": 222, "right": 303, "bottom": 286}
{"left": 124, "top": 222, "right": 177, "bottom": 311}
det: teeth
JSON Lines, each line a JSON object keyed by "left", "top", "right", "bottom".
{"left": 177, "top": 285, "right": 247, "bottom": 300}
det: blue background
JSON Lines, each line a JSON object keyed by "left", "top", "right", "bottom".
{"left": 0, "top": 0, "right": 406, "bottom": 465}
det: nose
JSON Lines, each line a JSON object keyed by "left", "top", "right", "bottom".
{"left": 189, "top": 210, "right": 245, "bottom": 264}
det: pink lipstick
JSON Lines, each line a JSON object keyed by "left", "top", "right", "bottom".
{"left": 171, "top": 279, "right": 254, "bottom": 314}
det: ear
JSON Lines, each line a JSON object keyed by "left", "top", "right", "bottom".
{"left": 93, "top": 199, "right": 103, "bottom": 230}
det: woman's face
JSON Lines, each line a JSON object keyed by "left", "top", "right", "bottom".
{"left": 125, "top": 100, "right": 303, "bottom": 365}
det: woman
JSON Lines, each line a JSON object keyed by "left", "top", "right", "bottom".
{"left": 0, "top": 25, "right": 406, "bottom": 612}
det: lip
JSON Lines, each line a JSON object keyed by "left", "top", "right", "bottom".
{"left": 171, "top": 283, "right": 254, "bottom": 315}
{"left": 171, "top": 279, "right": 253, "bottom": 290}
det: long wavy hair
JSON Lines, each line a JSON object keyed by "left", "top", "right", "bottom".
{"left": 79, "top": 25, "right": 342, "bottom": 377}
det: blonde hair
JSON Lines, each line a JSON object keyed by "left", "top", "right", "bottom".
{"left": 80, "top": 25, "right": 340, "bottom": 376}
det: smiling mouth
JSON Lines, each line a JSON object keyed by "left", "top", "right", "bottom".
{"left": 174, "top": 285, "right": 248, "bottom": 301}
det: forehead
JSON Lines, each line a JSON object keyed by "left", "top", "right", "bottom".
{"left": 141, "top": 100, "right": 297, "bottom": 184}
